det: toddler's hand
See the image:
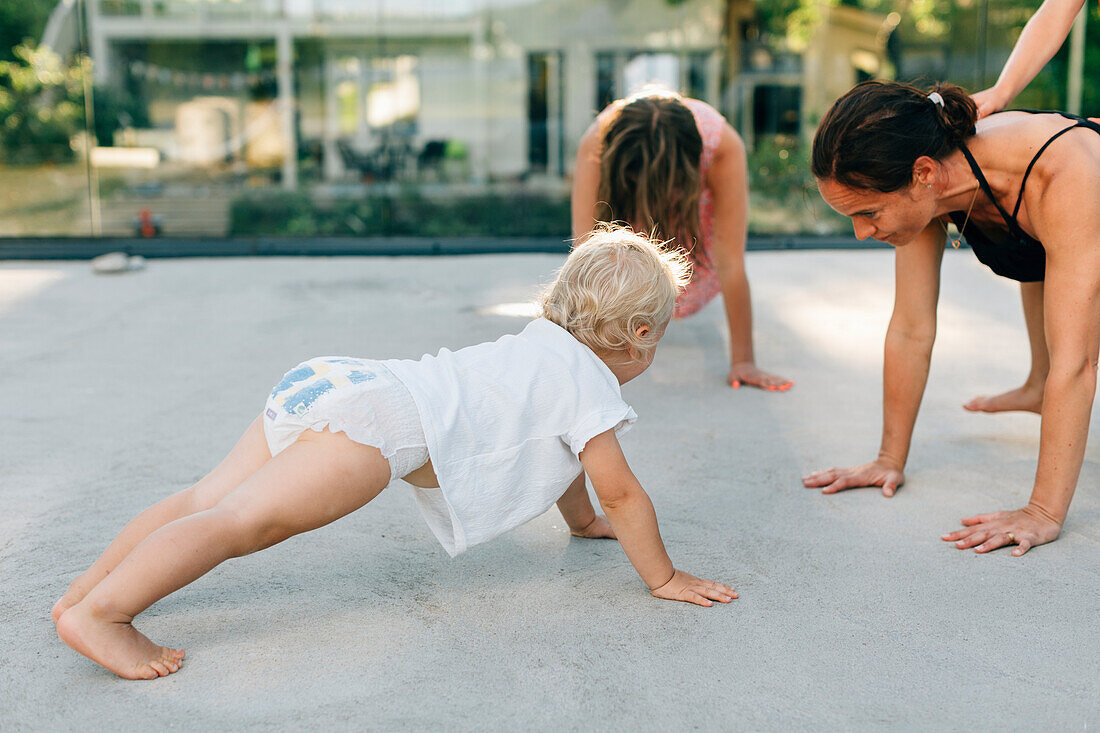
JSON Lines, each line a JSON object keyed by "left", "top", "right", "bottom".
{"left": 649, "top": 569, "right": 737, "bottom": 607}
{"left": 571, "top": 515, "right": 616, "bottom": 540}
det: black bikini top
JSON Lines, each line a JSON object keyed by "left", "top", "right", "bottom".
{"left": 950, "top": 110, "right": 1100, "bottom": 283}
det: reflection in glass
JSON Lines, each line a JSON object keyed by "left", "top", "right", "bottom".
{"left": 3, "top": 0, "right": 1093, "bottom": 240}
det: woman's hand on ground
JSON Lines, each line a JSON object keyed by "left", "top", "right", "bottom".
{"left": 941, "top": 506, "right": 1062, "bottom": 556}
{"left": 728, "top": 362, "right": 793, "bottom": 392}
{"left": 649, "top": 569, "right": 737, "bottom": 607}
{"left": 802, "top": 459, "right": 905, "bottom": 497}
{"left": 971, "top": 87, "right": 1009, "bottom": 119}
{"left": 570, "top": 515, "right": 617, "bottom": 540}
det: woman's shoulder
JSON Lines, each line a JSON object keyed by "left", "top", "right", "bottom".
{"left": 596, "top": 95, "right": 728, "bottom": 127}
{"left": 976, "top": 112, "right": 1100, "bottom": 186}
{"left": 593, "top": 98, "right": 627, "bottom": 130}
{"left": 977, "top": 111, "right": 1098, "bottom": 151}
{"left": 682, "top": 97, "right": 725, "bottom": 129}
{"left": 682, "top": 98, "right": 735, "bottom": 168}
{"left": 972, "top": 112, "right": 1100, "bottom": 241}
{"left": 581, "top": 100, "right": 623, "bottom": 152}
{"left": 681, "top": 97, "right": 725, "bottom": 121}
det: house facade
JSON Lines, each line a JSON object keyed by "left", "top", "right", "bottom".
{"left": 82, "top": 0, "right": 891, "bottom": 189}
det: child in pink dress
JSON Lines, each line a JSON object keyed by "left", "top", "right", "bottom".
{"left": 573, "top": 89, "right": 792, "bottom": 392}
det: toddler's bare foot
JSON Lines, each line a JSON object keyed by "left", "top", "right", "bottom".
{"left": 57, "top": 603, "right": 185, "bottom": 680}
{"left": 51, "top": 596, "right": 76, "bottom": 625}
{"left": 52, "top": 573, "right": 106, "bottom": 624}
{"left": 52, "top": 587, "right": 88, "bottom": 624}
{"left": 963, "top": 383, "right": 1043, "bottom": 414}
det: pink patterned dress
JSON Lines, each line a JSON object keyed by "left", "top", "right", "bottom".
{"left": 674, "top": 98, "right": 726, "bottom": 319}
{"left": 595, "top": 97, "right": 729, "bottom": 319}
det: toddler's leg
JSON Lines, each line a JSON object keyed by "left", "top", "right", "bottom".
{"left": 53, "top": 416, "right": 272, "bottom": 623}
{"left": 56, "top": 428, "right": 390, "bottom": 679}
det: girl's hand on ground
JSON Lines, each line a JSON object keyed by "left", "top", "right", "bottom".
{"left": 941, "top": 505, "right": 1062, "bottom": 556}
{"left": 971, "top": 87, "right": 1009, "bottom": 119}
{"left": 802, "top": 459, "right": 905, "bottom": 497}
{"left": 728, "top": 362, "right": 793, "bottom": 392}
{"left": 649, "top": 569, "right": 737, "bottom": 607}
{"left": 571, "top": 515, "right": 617, "bottom": 540}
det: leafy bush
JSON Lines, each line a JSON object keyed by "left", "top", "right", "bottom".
{"left": 229, "top": 190, "right": 572, "bottom": 238}
{"left": 747, "top": 135, "right": 812, "bottom": 203}
{"left": 92, "top": 85, "right": 150, "bottom": 148}
{"left": 747, "top": 135, "right": 847, "bottom": 234}
{"left": 0, "top": 42, "right": 88, "bottom": 165}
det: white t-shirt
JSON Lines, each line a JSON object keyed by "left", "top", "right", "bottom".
{"left": 383, "top": 318, "right": 637, "bottom": 556}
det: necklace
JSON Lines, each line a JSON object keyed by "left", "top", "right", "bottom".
{"left": 940, "top": 185, "right": 980, "bottom": 249}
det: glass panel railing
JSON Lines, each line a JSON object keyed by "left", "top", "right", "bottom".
{"left": 0, "top": 44, "right": 94, "bottom": 236}
{"left": 2, "top": 0, "right": 1096, "bottom": 243}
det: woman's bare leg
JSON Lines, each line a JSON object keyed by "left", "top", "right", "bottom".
{"left": 52, "top": 416, "right": 272, "bottom": 623}
{"left": 964, "top": 281, "right": 1048, "bottom": 414}
{"left": 56, "top": 428, "right": 392, "bottom": 679}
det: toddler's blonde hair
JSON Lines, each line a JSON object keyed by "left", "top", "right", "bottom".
{"left": 539, "top": 224, "right": 692, "bottom": 355}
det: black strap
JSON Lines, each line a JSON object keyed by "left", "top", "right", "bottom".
{"left": 961, "top": 110, "right": 1100, "bottom": 236}
{"left": 957, "top": 142, "right": 1024, "bottom": 239}
{"left": 1012, "top": 124, "right": 1083, "bottom": 222}
{"left": 1008, "top": 108, "right": 1100, "bottom": 135}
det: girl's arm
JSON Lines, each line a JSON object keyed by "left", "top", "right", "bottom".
{"left": 708, "top": 123, "right": 793, "bottom": 391}
{"left": 802, "top": 223, "right": 945, "bottom": 496}
{"left": 971, "top": 0, "right": 1085, "bottom": 118}
{"left": 570, "top": 121, "right": 603, "bottom": 241}
{"left": 944, "top": 156, "right": 1100, "bottom": 554}
{"left": 555, "top": 471, "right": 615, "bottom": 539}
{"left": 579, "top": 429, "right": 736, "bottom": 606}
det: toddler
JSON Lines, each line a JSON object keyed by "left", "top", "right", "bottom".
{"left": 53, "top": 226, "right": 737, "bottom": 680}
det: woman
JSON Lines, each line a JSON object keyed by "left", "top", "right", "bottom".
{"left": 803, "top": 80, "right": 1100, "bottom": 555}
{"left": 572, "top": 90, "right": 791, "bottom": 391}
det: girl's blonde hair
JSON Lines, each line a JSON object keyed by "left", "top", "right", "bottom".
{"left": 539, "top": 225, "right": 692, "bottom": 355}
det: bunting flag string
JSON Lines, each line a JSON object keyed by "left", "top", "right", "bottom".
{"left": 128, "top": 59, "right": 278, "bottom": 91}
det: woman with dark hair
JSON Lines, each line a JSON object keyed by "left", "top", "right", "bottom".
{"left": 572, "top": 90, "right": 792, "bottom": 391}
{"left": 803, "top": 80, "right": 1100, "bottom": 555}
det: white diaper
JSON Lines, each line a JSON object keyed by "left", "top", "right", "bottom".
{"left": 263, "top": 357, "right": 429, "bottom": 482}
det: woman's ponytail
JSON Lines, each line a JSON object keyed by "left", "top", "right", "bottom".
{"left": 927, "top": 82, "right": 978, "bottom": 146}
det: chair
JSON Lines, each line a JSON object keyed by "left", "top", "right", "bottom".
{"left": 417, "top": 140, "right": 447, "bottom": 179}
{"left": 336, "top": 140, "right": 377, "bottom": 180}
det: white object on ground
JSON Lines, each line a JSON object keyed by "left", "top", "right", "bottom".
{"left": 91, "top": 252, "right": 146, "bottom": 274}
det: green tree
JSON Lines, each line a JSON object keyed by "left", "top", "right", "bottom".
{"left": 0, "top": 0, "right": 57, "bottom": 62}
{"left": 750, "top": 0, "right": 1092, "bottom": 107}
{"left": 0, "top": 42, "right": 89, "bottom": 164}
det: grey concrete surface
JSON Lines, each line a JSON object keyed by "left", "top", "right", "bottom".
{"left": 1, "top": 251, "right": 1097, "bottom": 730}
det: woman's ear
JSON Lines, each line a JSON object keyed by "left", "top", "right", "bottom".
{"left": 912, "top": 155, "right": 938, "bottom": 189}
{"left": 635, "top": 324, "right": 651, "bottom": 339}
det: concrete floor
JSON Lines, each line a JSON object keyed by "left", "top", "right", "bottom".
{"left": 1, "top": 250, "right": 1097, "bottom": 730}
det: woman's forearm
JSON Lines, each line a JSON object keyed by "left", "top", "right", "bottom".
{"left": 721, "top": 266, "right": 755, "bottom": 365}
{"left": 709, "top": 124, "right": 754, "bottom": 367}
{"left": 571, "top": 124, "right": 602, "bottom": 241}
{"left": 990, "top": 0, "right": 1084, "bottom": 103}
{"left": 880, "top": 329, "right": 935, "bottom": 469}
{"left": 1030, "top": 365, "right": 1096, "bottom": 523}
